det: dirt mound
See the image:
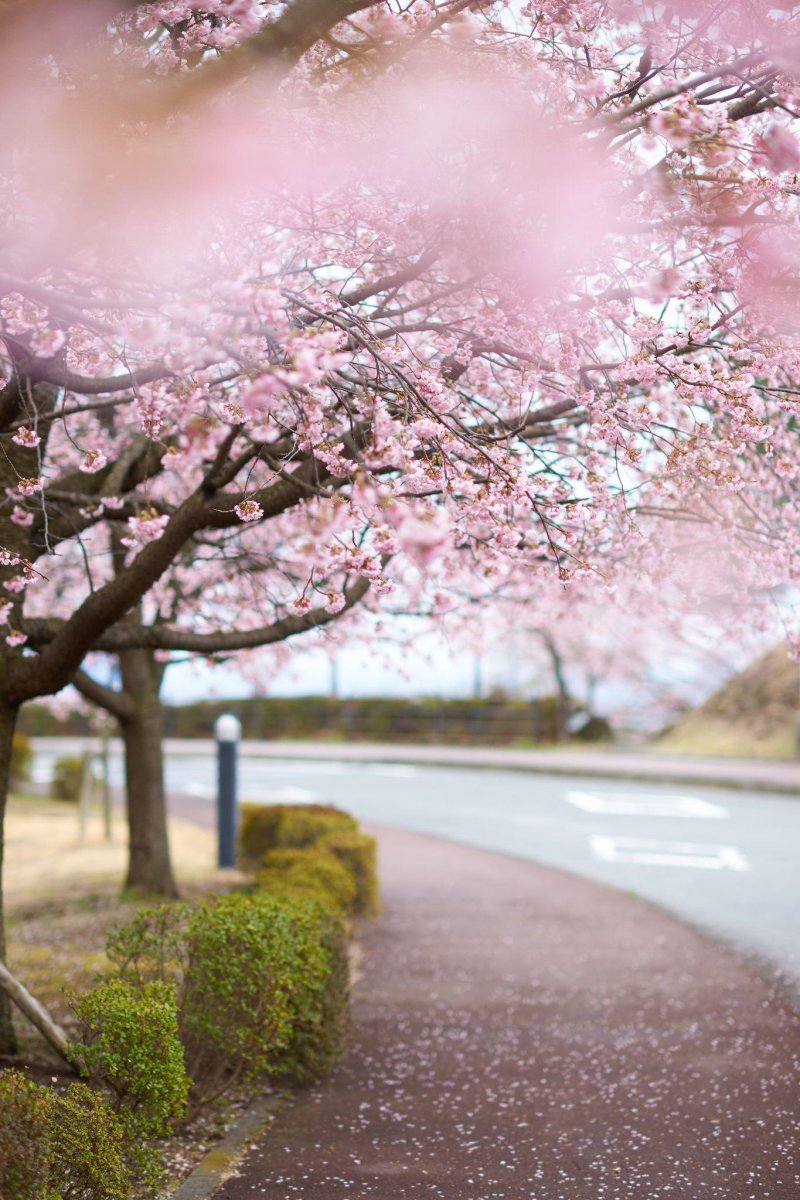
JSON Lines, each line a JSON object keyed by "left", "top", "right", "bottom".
{"left": 698, "top": 644, "right": 798, "bottom": 732}
{"left": 660, "top": 644, "right": 799, "bottom": 758}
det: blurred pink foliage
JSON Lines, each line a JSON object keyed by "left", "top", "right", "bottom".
{"left": 0, "top": 0, "right": 799, "bottom": 698}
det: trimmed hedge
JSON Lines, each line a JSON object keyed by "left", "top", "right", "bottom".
{"left": 0, "top": 1069, "right": 52, "bottom": 1199}
{"left": 50, "top": 1083, "right": 133, "bottom": 1200}
{"left": 277, "top": 807, "right": 358, "bottom": 849}
{"left": 71, "top": 979, "right": 190, "bottom": 1137}
{"left": 179, "top": 891, "right": 330, "bottom": 1098}
{"left": 272, "top": 906, "right": 350, "bottom": 1083}
{"left": 105, "top": 902, "right": 189, "bottom": 990}
{"left": 238, "top": 802, "right": 356, "bottom": 865}
{"left": 0, "top": 1070, "right": 132, "bottom": 1200}
{"left": 258, "top": 846, "right": 358, "bottom": 915}
{"left": 104, "top": 890, "right": 351, "bottom": 1097}
{"left": 241, "top": 803, "right": 379, "bottom": 917}
{"left": 2, "top": 799, "right": 373, "bottom": 1189}
{"left": 319, "top": 830, "right": 380, "bottom": 917}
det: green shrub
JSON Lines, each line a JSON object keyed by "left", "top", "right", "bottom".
{"left": 0, "top": 1070, "right": 132, "bottom": 1200}
{"left": 258, "top": 846, "right": 358, "bottom": 915}
{"left": 10, "top": 732, "right": 33, "bottom": 787}
{"left": 105, "top": 903, "right": 189, "bottom": 989}
{"left": 50, "top": 754, "right": 85, "bottom": 803}
{"left": 51, "top": 1082, "right": 133, "bottom": 1200}
{"left": 238, "top": 803, "right": 357, "bottom": 865}
{"left": 319, "top": 830, "right": 380, "bottom": 916}
{"left": 276, "top": 806, "right": 358, "bottom": 850}
{"left": 272, "top": 907, "right": 351, "bottom": 1083}
{"left": 0, "top": 1069, "right": 52, "bottom": 1199}
{"left": 71, "top": 979, "right": 189, "bottom": 1137}
{"left": 238, "top": 803, "right": 284, "bottom": 863}
{"left": 179, "top": 891, "right": 328, "bottom": 1101}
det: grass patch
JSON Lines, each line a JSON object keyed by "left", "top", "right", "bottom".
{"left": 656, "top": 719, "right": 796, "bottom": 760}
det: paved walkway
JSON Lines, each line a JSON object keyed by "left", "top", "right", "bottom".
{"left": 217, "top": 826, "right": 800, "bottom": 1200}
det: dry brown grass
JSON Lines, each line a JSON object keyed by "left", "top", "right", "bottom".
{"left": 4, "top": 793, "right": 246, "bottom": 1056}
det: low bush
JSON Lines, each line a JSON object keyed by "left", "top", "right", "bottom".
{"left": 50, "top": 754, "right": 84, "bottom": 803}
{"left": 272, "top": 906, "right": 350, "bottom": 1084}
{"left": 258, "top": 846, "right": 358, "bottom": 915}
{"left": 96, "top": 799, "right": 373, "bottom": 1114}
{"left": 179, "top": 891, "right": 329, "bottom": 1102}
{"left": 10, "top": 732, "right": 33, "bottom": 787}
{"left": 238, "top": 802, "right": 356, "bottom": 865}
{"left": 277, "top": 806, "right": 358, "bottom": 850}
{"left": 104, "top": 889, "right": 352, "bottom": 1102}
{"left": 319, "top": 830, "right": 380, "bottom": 916}
{"left": 71, "top": 979, "right": 190, "bottom": 1137}
{"left": 0, "top": 1069, "right": 133, "bottom": 1200}
{"left": 51, "top": 1082, "right": 133, "bottom": 1200}
{"left": 105, "top": 903, "right": 189, "bottom": 989}
{"left": 237, "top": 803, "right": 284, "bottom": 863}
{"left": 0, "top": 1069, "right": 51, "bottom": 1199}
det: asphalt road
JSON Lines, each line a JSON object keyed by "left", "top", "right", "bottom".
{"left": 159, "top": 753, "right": 800, "bottom": 998}
{"left": 32, "top": 746, "right": 800, "bottom": 1000}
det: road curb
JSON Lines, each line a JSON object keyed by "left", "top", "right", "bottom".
{"left": 378, "top": 756, "right": 800, "bottom": 795}
{"left": 227, "top": 746, "right": 800, "bottom": 798}
{"left": 167, "top": 1093, "right": 282, "bottom": 1200}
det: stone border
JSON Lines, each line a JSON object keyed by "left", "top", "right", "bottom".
{"left": 168, "top": 1093, "right": 282, "bottom": 1200}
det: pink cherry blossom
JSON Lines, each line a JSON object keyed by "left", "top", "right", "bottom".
{"left": 12, "top": 427, "right": 41, "bottom": 448}
{"left": 80, "top": 449, "right": 108, "bottom": 474}
{"left": 16, "top": 477, "right": 42, "bottom": 496}
{"left": 121, "top": 510, "right": 170, "bottom": 549}
{"left": 0, "top": 1, "right": 797, "bottom": 793}
{"left": 235, "top": 499, "right": 263, "bottom": 522}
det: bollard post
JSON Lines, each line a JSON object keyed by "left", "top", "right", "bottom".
{"left": 215, "top": 714, "right": 241, "bottom": 868}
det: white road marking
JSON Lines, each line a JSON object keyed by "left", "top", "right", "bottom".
{"left": 590, "top": 835, "right": 750, "bottom": 872}
{"left": 185, "top": 781, "right": 213, "bottom": 797}
{"left": 253, "top": 785, "right": 321, "bottom": 803}
{"left": 567, "top": 790, "right": 727, "bottom": 819}
{"left": 363, "top": 764, "right": 419, "bottom": 778}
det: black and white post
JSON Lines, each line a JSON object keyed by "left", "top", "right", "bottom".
{"left": 215, "top": 713, "right": 241, "bottom": 868}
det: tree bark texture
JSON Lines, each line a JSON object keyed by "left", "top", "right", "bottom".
{"left": 118, "top": 649, "right": 178, "bottom": 897}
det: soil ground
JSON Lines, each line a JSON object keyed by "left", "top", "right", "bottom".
{"left": 218, "top": 824, "right": 800, "bottom": 1200}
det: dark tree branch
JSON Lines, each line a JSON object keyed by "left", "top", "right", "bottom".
{"left": 22, "top": 572, "right": 373, "bottom": 653}
{"left": 28, "top": 362, "right": 170, "bottom": 395}
{"left": 71, "top": 668, "right": 135, "bottom": 722}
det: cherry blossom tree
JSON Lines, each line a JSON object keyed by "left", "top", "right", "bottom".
{"left": 2, "top": 0, "right": 800, "bottom": 1053}
{"left": 66, "top": 527, "right": 376, "bottom": 898}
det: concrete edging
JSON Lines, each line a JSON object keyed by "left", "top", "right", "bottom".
{"left": 167, "top": 1094, "right": 281, "bottom": 1200}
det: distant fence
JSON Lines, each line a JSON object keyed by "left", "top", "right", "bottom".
{"left": 20, "top": 695, "right": 591, "bottom": 746}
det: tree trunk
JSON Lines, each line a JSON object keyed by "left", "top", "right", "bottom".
{"left": 119, "top": 649, "right": 178, "bottom": 897}
{"left": 538, "top": 632, "right": 572, "bottom": 741}
{"left": 0, "top": 702, "right": 19, "bottom": 1054}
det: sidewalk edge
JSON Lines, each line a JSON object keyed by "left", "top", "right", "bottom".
{"left": 253, "top": 750, "right": 800, "bottom": 796}
{"left": 167, "top": 1093, "right": 282, "bottom": 1200}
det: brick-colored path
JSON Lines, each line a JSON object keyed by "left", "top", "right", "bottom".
{"left": 218, "top": 826, "right": 800, "bottom": 1199}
